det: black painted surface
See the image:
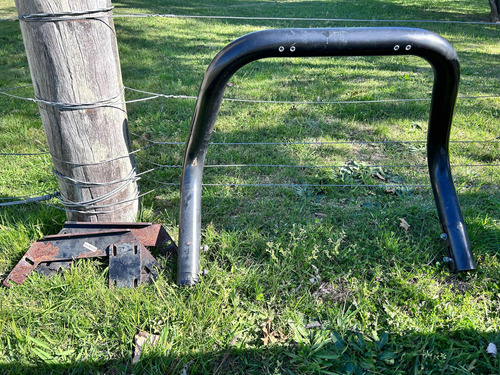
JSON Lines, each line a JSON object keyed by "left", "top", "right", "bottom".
{"left": 177, "top": 28, "right": 476, "bottom": 285}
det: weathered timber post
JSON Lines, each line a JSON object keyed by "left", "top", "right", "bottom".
{"left": 14, "top": 0, "right": 139, "bottom": 222}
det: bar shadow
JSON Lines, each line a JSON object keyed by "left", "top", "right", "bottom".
{"left": 0, "top": 328, "right": 499, "bottom": 374}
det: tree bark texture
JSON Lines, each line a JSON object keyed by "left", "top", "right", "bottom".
{"left": 490, "top": 0, "right": 500, "bottom": 22}
{"left": 14, "top": 0, "right": 139, "bottom": 222}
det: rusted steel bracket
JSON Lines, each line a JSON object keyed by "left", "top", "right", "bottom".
{"left": 3, "top": 222, "right": 177, "bottom": 288}
{"left": 57, "top": 222, "right": 177, "bottom": 255}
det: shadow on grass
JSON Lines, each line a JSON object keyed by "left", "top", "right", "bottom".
{"left": 0, "top": 190, "right": 498, "bottom": 375}
{"left": 0, "top": 328, "right": 499, "bottom": 374}
{"left": 114, "top": 0, "right": 493, "bottom": 22}
{"left": 0, "top": 3, "right": 498, "bottom": 374}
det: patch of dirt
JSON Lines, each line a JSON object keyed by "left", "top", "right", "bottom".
{"left": 312, "top": 279, "right": 352, "bottom": 303}
{"left": 445, "top": 275, "right": 470, "bottom": 295}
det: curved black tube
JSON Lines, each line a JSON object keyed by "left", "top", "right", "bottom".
{"left": 177, "top": 27, "right": 476, "bottom": 285}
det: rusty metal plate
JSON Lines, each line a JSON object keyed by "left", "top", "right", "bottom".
{"left": 3, "top": 222, "right": 173, "bottom": 288}
{"left": 59, "top": 222, "right": 177, "bottom": 254}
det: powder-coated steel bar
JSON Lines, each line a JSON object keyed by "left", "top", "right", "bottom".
{"left": 177, "top": 27, "right": 476, "bottom": 285}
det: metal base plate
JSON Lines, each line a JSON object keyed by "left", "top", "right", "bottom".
{"left": 3, "top": 222, "right": 175, "bottom": 288}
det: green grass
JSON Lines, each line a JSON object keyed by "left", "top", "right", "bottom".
{"left": 0, "top": 0, "right": 499, "bottom": 374}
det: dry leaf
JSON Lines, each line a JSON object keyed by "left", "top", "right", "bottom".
{"left": 309, "top": 264, "right": 321, "bottom": 284}
{"left": 261, "top": 319, "right": 287, "bottom": 346}
{"left": 374, "top": 172, "right": 386, "bottom": 181}
{"left": 309, "top": 276, "right": 321, "bottom": 284}
{"left": 399, "top": 218, "right": 410, "bottom": 233}
{"left": 385, "top": 187, "right": 396, "bottom": 195}
{"left": 487, "top": 342, "right": 497, "bottom": 358}
{"left": 311, "top": 264, "right": 319, "bottom": 275}
{"left": 132, "top": 331, "right": 160, "bottom": 364}
{"left": 314, "top": 212, "right": 327, "bottom": 218}
{"left": 312, "top": 280, "right": 352, "bottom": 303}
{"left": 227, "top": 82, "right": 235, "bottom": 87}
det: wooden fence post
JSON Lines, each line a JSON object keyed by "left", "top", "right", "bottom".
{"left": 14, "top": 0, "right": 139, "bottom": 222}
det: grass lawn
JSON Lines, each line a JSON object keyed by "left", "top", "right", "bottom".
{"left": 0, "top": 0, "right": 499, "bottom": 374}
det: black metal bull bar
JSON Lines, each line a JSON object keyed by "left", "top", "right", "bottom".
{"left": 176, "top": 27, "right": 476, "bottom": 285}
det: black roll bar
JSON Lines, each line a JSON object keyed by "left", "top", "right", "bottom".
{"left": 177, "top": 27, "right": 476, "bottom": 285}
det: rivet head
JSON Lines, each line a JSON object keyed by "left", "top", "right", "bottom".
{"left": 393, "top": 45, "right": 400, "bottom": 51}
{"left": 290, "top": 46, "right": 296, "bottom": 52}
{"left": 405, "top": 45, "right": 412, "bottom": 51}
{"left": 278, "top": 46, "right": 285, "bottom": 52}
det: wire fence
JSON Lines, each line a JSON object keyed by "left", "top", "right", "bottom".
{"left": 2, "top": 11, "right": 500, "bottom": 26}
{"left": 3, "top": 84, "right": 499, "bottom": 107}
{"left": 0, "top": 9, "right": 499, "bottom": 210}
{"left": 0, "top": 82, "right": 499, "bottom": 209}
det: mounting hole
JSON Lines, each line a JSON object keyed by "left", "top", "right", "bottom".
{"left": 393, "top": 45, "right": 400, "bottom": 51}
{"left": 278, "top": 46, "right": 285, "bottom": 52}
{"left": 144, "top": 266, "right": 151, "bottom": 274}
{"left": 133, "top": 278, "right": 138, "bottom": 288}
{"left": 111, "top": 245, "right": 117, "bottom": 257}
{"left": 25, "top": 257, "right": 34, "bottom": 266}
{"left": 405, "top": 44, "right": 412, "bottom": 50}
{"left": 133, "top": 244, "right": 138, "bottom": 255}
{"left": 290, "top": 46, "right": 296, "bottom": 52}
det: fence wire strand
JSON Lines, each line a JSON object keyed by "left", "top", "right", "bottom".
{"left": 140, "top": 176, "right": 498, "bottom": 190}
{"left": 0, "top": 193, "right": 59, "bottom": 207}
{"left": 2, "top": 85, "right": 499, "bottom": 108}
{"left": 133, "top": 155, "right": 500, "bottom": 170}
{"left": 129, "top": 131, "right": 500, "bottom": 146}
{"left": 2, "top": 11, "right": 500, "bottom": 25}
{"left": 124, "top": 86, "right": 500, "bottom": 106}
{"left": 0, "top": 12, "right": 498, "bottom": 207}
